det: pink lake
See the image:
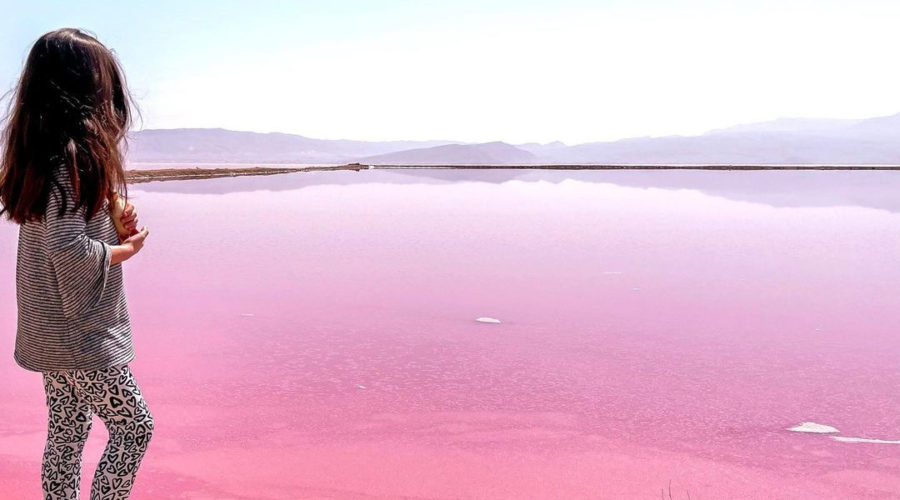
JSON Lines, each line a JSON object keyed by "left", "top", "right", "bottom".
{"left": 1, "top": 168, "right": 899, "bottom": 499}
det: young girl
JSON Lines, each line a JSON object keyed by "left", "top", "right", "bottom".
{"left": 0, "top": 28, "right": 153, "bottom": 499}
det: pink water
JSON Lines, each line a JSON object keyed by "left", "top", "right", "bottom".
{"left": 1, "top": 169, "right": 899, "bottom": 499}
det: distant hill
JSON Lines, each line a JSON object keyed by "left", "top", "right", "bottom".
{"left": 544, "top": 134, "right": 900, "bottom": 164}
{"left": 705, "top": 118, "right": 863, "bottom": 135}
{"left": 541, "top": 113, "right": 900, "bottom": 164}
{"left": 125, "top": 112, "right": 900, "bottom": 165}
{"left": 848, "top": 113, "right": 900, "bottom": 137}
{"left": 516, "top": 141, "right": 568, "bottom": 156}
{"left": 127, "top": 128, "right": 453, "bottom": 164}
{"left": 361, "top": 142, "right": 537, "bottom": 165}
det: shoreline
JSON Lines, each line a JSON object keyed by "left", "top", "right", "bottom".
{"left": 126, "top": 165, "right": 351, "bottom": 183}
{"left": 126, "top": 163, "right": 900, "bottom": 183}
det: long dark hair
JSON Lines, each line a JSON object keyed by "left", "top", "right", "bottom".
{"left": 0, "top": 28, "right": 137, "bottom": 225}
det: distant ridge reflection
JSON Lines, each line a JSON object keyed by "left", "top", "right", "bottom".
{"left": 130, "top": 167, "right": 900, "bottom": 213}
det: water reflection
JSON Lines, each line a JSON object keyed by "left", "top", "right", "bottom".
{"left": 133, "top": 167, "right": 900, "bottom": 212}
{"left": 0, "top": 168, "right": 897, "bottom": 498}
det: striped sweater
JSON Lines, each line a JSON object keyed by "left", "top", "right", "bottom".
{"left": 14, "top": 164, "right": 134, "bottom": 372}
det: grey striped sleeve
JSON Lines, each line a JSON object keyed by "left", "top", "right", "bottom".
{"left": 44, "top": 167, "right": 113, "bottom": 319}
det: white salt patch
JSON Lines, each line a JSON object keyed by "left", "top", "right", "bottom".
{"left": 832, "top": 436, "right": 900, "bottom": 444}
{"left": 240, "top": 313, "right": 254, "bottom": 317}
{"left": 787, "top": 422, "right": 840, "bottom": 434}
{"left": 357, "top": 385, "right": 367, "bottom": 390}
{"left": 476, "top": 317, "right": 501, "bottom": 324}
{"left": 602, "top": 271, "right": 622, "bottom": 275}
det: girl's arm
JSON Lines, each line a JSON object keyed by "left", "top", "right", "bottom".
{"left": 109, "top": 242, "right": 136, "bottom": 266}
{"left": 44, "top": 168, "right": 121, "bottom": 318}
{"left": 111, "top": 229, "right": 150, "bottom": 265}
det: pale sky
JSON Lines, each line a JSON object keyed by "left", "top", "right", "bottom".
{"left": 3, "top": 0, "right": 900, "bottom": 144}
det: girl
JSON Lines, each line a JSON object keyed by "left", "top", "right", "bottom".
{"left": 0, "top": 28, "right": 153, "bottom": 499}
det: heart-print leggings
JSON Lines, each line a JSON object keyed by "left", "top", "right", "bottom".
{"left": 41, "top": 363, "right": 155, "bottom": 499}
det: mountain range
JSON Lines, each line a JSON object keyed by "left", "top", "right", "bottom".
{"left": 126, "top": 112, "right": 900, "bottom": 165}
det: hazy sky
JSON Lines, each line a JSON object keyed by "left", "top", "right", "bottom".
{"left": 3, "top": 0, "right": 900, "bottom": 144}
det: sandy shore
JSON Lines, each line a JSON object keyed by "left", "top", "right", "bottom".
{"left": 125, "top": 164, "right": 365, "bottom": 183}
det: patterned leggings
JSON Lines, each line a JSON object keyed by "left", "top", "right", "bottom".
{"left": 41, "top": 363, "right": 155, "bottom": 500}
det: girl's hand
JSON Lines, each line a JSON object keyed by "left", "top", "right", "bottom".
{"left": 121, "top": 201, "right": 138, "bottom": 234}
{"left": 121, "top": 226, "right": 150, "bottom": 256}
{"left": 116, "top": 201, "right": 139, "bottom": 244}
